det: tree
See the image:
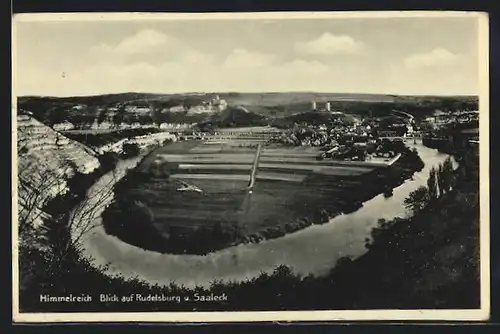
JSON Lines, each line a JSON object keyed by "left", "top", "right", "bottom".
{"left": 404, "top": 186, "right": 429, "bottom": 215}
{"left": 17, "top": 158, "right": 120, "bottom": 262}
{"left": 437, "top": 164, "right": 445, "bottom": 196}
{"left": 162, "top": 138, "right": 174, "bottom": 146}
{"left": 149, "top": 160, "right": 167, "bottom": 178}
{"left": 150, "top": 103, "right": 162, "bottom": 127}
{"left": 427, "top": 167, "right": 439, "bottom": 201}
{"left": 65, "top": 168, "right": 120, "bottom": 254}
{"left": 457, "top": 164, "right": 467, "bottom": 184}
{"left": 313, "top": 208, "right": 330, "bottom": 224}
{"left": 112, "top": 105, "right": 126, "bottom": 125}
{"left": 18, "top": 163, "right": 73, "bottom": 243}
{"left": 128, "top": 200, "right": 155, "bottom": 224}
{"left": 122, "top": 142, "right": 140, "bottom": 157}
{"left": 441, "top": 157, "right": 455, "bottom": 193}
{"left": 45, "top": 106, "right": 70, "bottom": 127}
{"left": 96, "top": 108, "right": 107, "bottom": 125}
{"left": 98, "top": 152, "right": 120, "bottom": 172}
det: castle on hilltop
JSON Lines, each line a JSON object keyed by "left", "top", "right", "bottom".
{"left": 188, "top": 94, "right": 228, "bottom": 115}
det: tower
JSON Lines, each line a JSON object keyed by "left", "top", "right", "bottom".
{"left": 325, "top": 101, "right": 331, "bottom": 112}
{"left": 311, "top": 101, "right": 317, "bottom": 111}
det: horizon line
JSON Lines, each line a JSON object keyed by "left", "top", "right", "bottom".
{"left": 16, "top": 91, "right": 480, "bottom": 99}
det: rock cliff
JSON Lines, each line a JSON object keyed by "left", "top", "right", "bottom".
{"left": 16, "top": 114, "right": 101, "bottom": 230}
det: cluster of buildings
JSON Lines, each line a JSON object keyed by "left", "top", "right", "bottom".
{"left": 422, "top": 110, "right": 479, "bottom": 129}
{"left": 269, "top": 108, "right": 419, "bottom": 161}
{"left": 317, "top": 135, "right": 404, "bottom": 162}
{"left": 163, "top": 95, "right": 228, "bottom": 114}
{"left": 186, "top": 95, "right": 228, "bottom": 114}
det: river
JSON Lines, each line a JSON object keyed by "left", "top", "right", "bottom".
{"left": 75, "top": 140, "right": 452, "bottom": 289}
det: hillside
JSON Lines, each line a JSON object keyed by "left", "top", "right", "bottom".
{"left": 17, "top": 94, "right": 223, "bottom": 129}
{"left": 196, "top": 106, "right": 269, "bottom": 130}
{"left": 17, "top": 92, "right": 396, "bottom": 107}
{"left": 17, "top": 93, "right": 479, "bottom": 131}
{"left": 18, "top": 92, "right": 478, "bottom": 108}
{"left": 271, "top": 110, "right": 359, "bottom": 128}
{"left": 17, "top": 114, "right": 101, "bottom": 230}
{"left": 218, "top": 92, "right": 398, "bottom": 106}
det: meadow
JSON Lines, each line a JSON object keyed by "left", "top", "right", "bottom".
{"left": 102, "top": 138, "right": 397, "bottom": 254}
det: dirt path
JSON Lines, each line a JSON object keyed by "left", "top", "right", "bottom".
{"left": 248, "top": 143, "right": 262, "bottom": 189}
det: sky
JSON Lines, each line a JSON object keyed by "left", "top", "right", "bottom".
{"left": 14, "top": 15, "right": 481, "bottom": 96}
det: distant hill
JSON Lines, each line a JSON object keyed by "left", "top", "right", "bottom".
{"left": 272, "top": 111, "right": 331, "bottom": 128}
{"left": 271, "top": 111, "right": 361, "bottom": 128}
{"left": 196, "top": 106, "right": 269, "bottom": 130}
{"left": 17, "top": 93, "right": 479, "bottom": 129}
{"left": 217, "top": 92, "right": 398, "bottom": 106}
{"left": 18, "top": 93, "right": 166, "bottom": 107}
{"left": 18, "top": 92, "right": 478, "bottom": 108}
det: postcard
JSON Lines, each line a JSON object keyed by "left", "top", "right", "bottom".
{"left": 12, "top": 11, "right": 490, "bottom": 322}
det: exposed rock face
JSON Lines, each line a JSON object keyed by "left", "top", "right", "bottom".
{"left": 17, "top": 114, "right": 101, "bottom": 229}
{"left": 53, "top": 121, "right": 75, "bottom": 131}
{"left": 95, "top": 132, "right": 177, "bottom": 154}
{"left": 126, "top": 132, "right": 177, "bottom": 149}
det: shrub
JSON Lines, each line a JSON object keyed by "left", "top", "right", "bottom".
{"left": 122, "top": 142, "right": 140, "bottom": 157}
{"left": 98, "top": 152, "right": 120, "bottom": 171}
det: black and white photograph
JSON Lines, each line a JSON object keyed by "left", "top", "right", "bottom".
{"left": 12, "top": 11, "right": 490, "bottom": 322}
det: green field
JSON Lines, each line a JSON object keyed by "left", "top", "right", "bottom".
{"left": 125, "top": 139, "right": 378, "bottom": 239}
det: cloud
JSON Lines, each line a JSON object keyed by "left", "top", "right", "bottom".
{"left": 88, "top": 29, "right": 212, "bottom": 66}
{"left": 385, "top": 48, "right": 477, "bottom": 95}
{"left": 91, "top": 29, "right": 181, "bottom": 56}
{"left": 114, "top": 29, "right": 174, "bottom": 55}
{"left": 294, "top": 33, "right": 365, "bottom": 56}
{"left": 222, "top": 48, "right": 276, "bottom": 68}
{"left": 17, "top": 57, "right": 335, "bottom": 96}
{"left": 404, "top": 48, "right": 461, "bottom": 70}
{"left": 16, "top": 30, "right": 476, "bottom": 96}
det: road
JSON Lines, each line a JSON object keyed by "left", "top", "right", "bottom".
{"left": 248, "top": 143, "right": 262, "bottom": 190}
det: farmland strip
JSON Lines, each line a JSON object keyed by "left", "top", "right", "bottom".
{"left": 170, "top": 174, "right": 251, "bottom": 181}
{"left": 259, "top": 163, "right": 372, "bottom": 173}
{"left": 178, "top": 164, "right": 253, "bottom": 170}
{"left": 255, "top": 172, "right": 306, "bottom": 182}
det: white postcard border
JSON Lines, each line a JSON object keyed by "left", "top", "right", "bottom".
{"left": 11, "top": 10, "right": 491, "bottom": 323}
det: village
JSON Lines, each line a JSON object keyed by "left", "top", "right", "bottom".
{"left": 169, "top": 100, "right": 479, "bottom": 165}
